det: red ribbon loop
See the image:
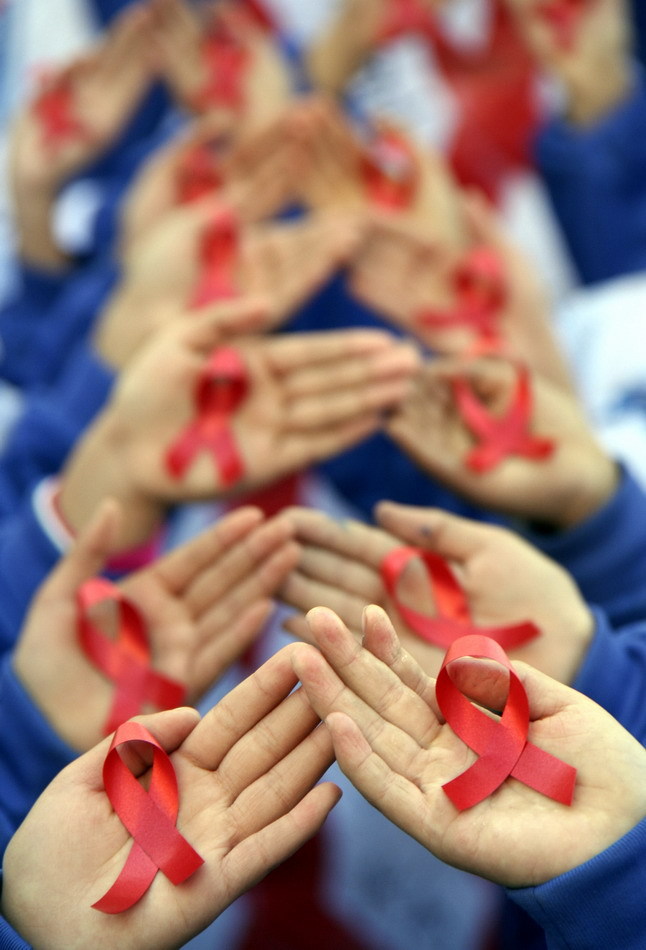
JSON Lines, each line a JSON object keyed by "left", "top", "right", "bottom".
{"left": 190, "top": 207, "right": 240, "bottom": 308}
{"left": 536, "top": 0, "right": 588, "bottom": 51}
{"left": 32, "top": 73, "right": 89, "bottom": 151}
{"left": 360, "top": 130, "right": 419, "bottom": 211}
{"left": 165, "top": 346, "right": 248, "bottom": 487}
{"left": 417, "top": 247, "right": 507, "bottom": 348}
{"left": 176, "top": 143, "right": 224, "bottom": 205}
{"left": 381, "top": 546, "right": 539, "bottom": 650}
{"left": 92, "top": 721, "right": 204, "bottom": 913}
{"left": 436, "top": 634, "right": 577, "bottom": 810}
{"left": 453, "top": 362, "right": 555, "bottom": 472}
{"left": 78, "top": 579, "right": 186, "bottom": 736}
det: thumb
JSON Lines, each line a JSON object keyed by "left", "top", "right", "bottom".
{"left": 39, "top": 499, "right": 123, "bottom": 601}
{"left": 375, "top": 502, "right": 491, "bottom": 564}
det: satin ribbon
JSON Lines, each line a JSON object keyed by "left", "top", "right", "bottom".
{"left": 381, "top": 546, "right": 539, "bottom": 650}
{"left": 165, "top": 346, "right": 248, "bottom": 487}
{"left": 360, "top": 129, "right": 419, "bottom": 211}
{"left": 192, "top": 27, "right": 250, "bottom": 113}
{"left": 416, "top": 247, "right": 507, "bottom": 349}
{"left": 176, "top": 143, "right": 224, "bottom": 205}
{"left": 78, "top": 579, "right": 186, "bottom": 736}
{"left": 453, "top": 363, "right": 555, "bottom": 472}
{"left": 436, "top": 634, "right": 577, "bottom": 810}
{"left": 536, "top": 0, "right": 588, "bottom": 51}
{"left": 190, "top": 207, "right": 239, "bottom": 308}
{"left": 376, "top": 0, "right": 438, "bottom": 46}
{"left": 93, "top": 721, "right": 204, "bottom": 913}
{"left": 32, "top": 74, "right": 89, "bottom": 151}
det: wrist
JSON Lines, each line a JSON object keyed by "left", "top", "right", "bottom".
{"left": 59, "top": 411, "right": 165, "bottom": 551}
{"left": 551, "top": 456, "right": 620, "bottom": 530}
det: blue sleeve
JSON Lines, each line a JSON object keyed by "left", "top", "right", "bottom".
{"left": 0, "top": 258, "right": 118, "bottom": 395}
{"left": 573, "top": 609, "right": 646, "bottom": 739}
{"left": 536, "top": 68, "right": 646, "bottom": 285}
{"left": 522, "top": 468, "right": 646, "bottom": 628}
{"left": 0, "top": 266, "right": 68, "bottom": 390}
{"left": 0, "top": 657, "right": 75, "bottom": 857}
{"left": 0, "top": 494, "right": 62, "bottom": 655}
{"left": 508, "top": 817, "right": 646, "bottom": 950}
{"left": 0, "top": 908, "right": 30, "bottom": 950}
{"left": 0, "top": 344, "right": 114, "bottom": 520}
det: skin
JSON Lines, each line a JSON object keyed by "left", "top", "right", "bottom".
{"left": 292, "top": 605, "right": 646, "bottom": 888}
{"left": 2, "top": 649, "right": 340, "bottom": 950}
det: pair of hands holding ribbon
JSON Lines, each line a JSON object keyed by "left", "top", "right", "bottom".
{"left": 63, "top": 303, "right": 421, "bottom": 551}
{"left": 278, "top": 501, "right": 595, "bottom": 685}
{"left": 4, "top": 602, "right": 646, "bottom": 949}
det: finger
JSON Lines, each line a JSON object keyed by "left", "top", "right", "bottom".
{"left": 201, "top": 295, "right": 273, "bottom": 335}
{"left": 265, "top": 329, "right": 400, "bottom": 373}
{"left": 285, "top": 376, "right": 416, "bottom": 429}
{"left": 38, "top": 499, "right": 121, "bottom": 601}
{"left": 194, "top": 540, "right": 300, "bottom": 643}
{"left": 229, "top": 718, "right": 335, "bottom": 834}
{"left": 279, "top": 569, "right": 367, "bottom": 635}
{"left": 274, "top": 414, "right": 383, "bottom": 468}
{"left": 296, "top": 544, "right": 384, "bottom": 603}
{"left": 282, "top": 342, "right": 420, "bottom": 399}
{"left": 375, "top": 502, "right": 493, "bottom": 563}
{"left": 325, "top": 711, "right": 430, "bottom": 842}
{"left": 283, "top": 507, "right": 394, "bottom": 570}
{"left": 292, "top": 637, "right": 429, "bottom": 779}
{"left": 146, "top": 506, "right": 265, "bottom": 596}
{"left": 224, "top": 782, "right": 341, "bottom": 891}
{"left": 298, "top": 608, "right": 439, "bottom": 747}
{"left": 191, "top": 599, "right": 274, "bottom": 697}
{"left": 361, "top": 604, "right": 441, "bottom": 714}
{"left": 185, "top": 515, "right": 297, "bottom": 615}
{"left": 180, "top": 644, "right": 309, "bottom": 772}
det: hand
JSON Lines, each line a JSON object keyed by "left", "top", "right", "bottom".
{"left": 9, "top": 5, "right": 153, "bottom": 268}
{"left": 149, "top": 0, "right": 290, "bottom": 133}
{"left": 291, "top": 605, "right": 646, "bottom": 888}
{"left": 375, "top": 500, "right": 594, "bottom": 682}
{"left": 2, "top": 650, "right": 339, "bottom": 950}
{"left": 61, "top": 316, "right": 420, "bottom": 548}
{"left": 278, "top": 505, "right": 446, "bottom": 675}
{"left": 385, "top": 355, "right": 619, "bottom": 528}
{"left": 13, "top": 500, "right": 300, "bottom": 750}
{"left": 504, "top": 0, "right": 633, "bottom": 124}
{"left": 351, "top": 191, "right": 573, "bottom": 389}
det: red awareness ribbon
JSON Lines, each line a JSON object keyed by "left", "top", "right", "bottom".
{"left": 376, "top": 0, "right": 438, "bottom": 46}
{"left": 381, "top": 546, "right": 539, "bottom": 650}
{"left": 190, "top": 207, "right": 239, "bottom": 308}
{"left": 165, "top": 346, "right": 248, "bottom": 487}
{"left": 176, "top": 143, "right": 224, "bottom": 205}
{"left": 436, "top": 634, "right": 577, "bottom": 810}
{"left": 453, "top": 362, "right": 555, "bottom": 473}
{"left": 78, "top": 579, "right": 186, "bottom": 736}
{"left": 32, "top": 73, "right": 89, "bottom": 151}
{"left": 360, "top": 129, "right": 419, "bottom": 212}
{"left": 92, "top": 720, "right": 204, "bottom": 913}
{"left": 416, "top": 247, "right": 507, "bottom": 350}
{"left": 192, "top": 27, "right": 251, "bottom": 114}
{"left": 536, "top": 0, "right": 589, "bottom": 51}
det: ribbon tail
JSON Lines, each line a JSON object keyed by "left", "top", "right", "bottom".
{"left": 92, "top": 842, "right": 158, "bottom": 914}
